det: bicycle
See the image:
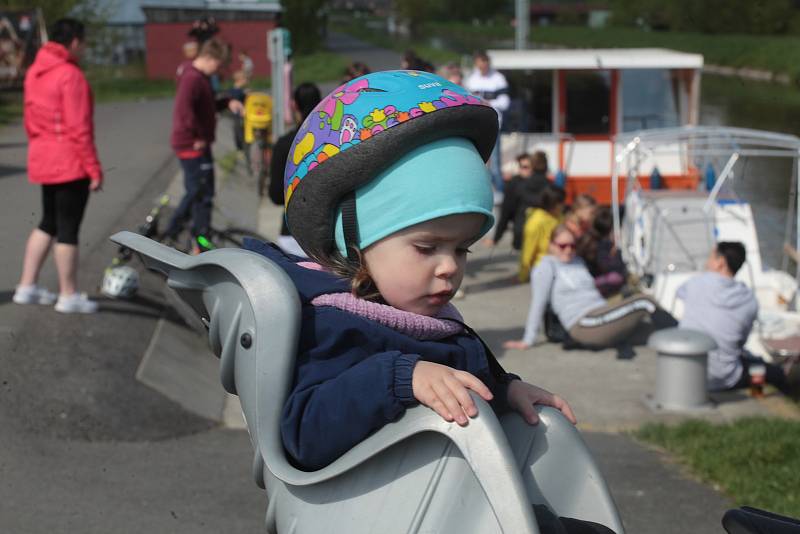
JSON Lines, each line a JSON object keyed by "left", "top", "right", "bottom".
{"left": 106, "top": 193, "right": 270, "bottom": 288}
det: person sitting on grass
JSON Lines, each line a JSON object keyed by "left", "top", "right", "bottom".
{"left": 677, "top": 242, "right": 790, "bottom": 392}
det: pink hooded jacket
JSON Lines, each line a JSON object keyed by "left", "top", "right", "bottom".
{"left": 23, "top": 42, "right": 102, "bottom": 185}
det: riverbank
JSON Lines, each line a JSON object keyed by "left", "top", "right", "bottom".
{"left": 337, "top": 15, "right": 800, "bottom": 86}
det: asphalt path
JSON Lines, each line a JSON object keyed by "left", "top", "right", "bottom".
{"left": 0, "top": 98, "right": 264, "bottom": 532}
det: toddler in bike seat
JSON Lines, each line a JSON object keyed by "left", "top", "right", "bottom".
{"left": 244, "top": 72, "right": 579, "bottom": 493}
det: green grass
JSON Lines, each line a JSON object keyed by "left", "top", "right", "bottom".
{"left": 86, "top": 63, "right": 175, "bottom": 103}
{"left": 293, "top": 50, "right": 351, "bottom": 85}
{"left": 346, "top": 18, "right": 800, "bottom": 84}
{"left": 245, "top": 50, "right": 351, "bottom": 92}
{"left": 0, "top": 49, "right": 347, "bottom": 127}
{"left": 331, "top": 13, "right": 461, "bottom": 66}
{"left": 635, "top": 418, "right": 800, "bottom": 517}
{"left": 529, "top": 26, "right": 800, "bottom": 82}
{"left": 80, "top": 48, "right": 348, "bottom": 105}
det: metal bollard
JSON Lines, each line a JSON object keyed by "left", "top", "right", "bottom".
{"left": 647, "top": 327, "right": 717, "bottom": 411}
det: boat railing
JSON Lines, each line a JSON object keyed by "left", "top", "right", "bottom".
{"left": 611, "top": 126, "right": 800, "bottom": 293}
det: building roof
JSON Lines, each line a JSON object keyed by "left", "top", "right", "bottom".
{"left": 488, "top": 48, "right": 704, "bottom": 70}
{"left": 140, "top": 0, "right": 281, "bottom": 12}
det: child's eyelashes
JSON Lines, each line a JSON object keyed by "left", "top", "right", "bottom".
{"left": 412, "top": 243, "right": 472, "bottom": 256}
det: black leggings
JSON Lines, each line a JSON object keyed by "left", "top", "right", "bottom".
{"left": 38, "top": 178, "right": 90, "bottom": 245}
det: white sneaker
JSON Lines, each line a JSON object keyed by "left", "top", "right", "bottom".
{"left": 54, "top": 293, "right": 98, "bottom": 314}
{"left": 13, "top": 284, "right": 57, "bottom": 305}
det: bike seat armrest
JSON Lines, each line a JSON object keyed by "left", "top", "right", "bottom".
{"left": 266, "top": 393, "right": 539, "bottom": 534}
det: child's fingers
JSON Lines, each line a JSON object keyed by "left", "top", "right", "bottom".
{"left": 532, "top": 391, "right": 578, "bottom": 425}
{"left": 550, "top": 395, "right": 577, "bottom": 424}
{"left": 443, "top": 374, "right": 477, "bottom": 418}
{"left": 454, "top": 371, "right": 493, "bottom": 401}
{"left": 433, "top": 381, "right": 468, "bottom": 425}
{"left": 517, "top": 398, "right": 540, "bottom": 425}
{"left": 425, "top": 391, "right": 454, "bottom": 422}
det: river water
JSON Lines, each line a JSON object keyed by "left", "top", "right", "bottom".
{"left": 699, "top": 74, "right": 797, "bottom": 270}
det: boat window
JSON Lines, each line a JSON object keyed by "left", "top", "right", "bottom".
{"left": 565, "top": 71, "right": 611, "bottom": 135}
{"left": 500, "top": 70, "right": 553, "bottom": 133}
{"left": 621, "top": 69, "right": 681, "bottom": 131}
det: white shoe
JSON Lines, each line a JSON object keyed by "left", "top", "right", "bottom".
{"left": 13, "top": 284, "right": 57, "bottom": 305}
{"left": 54, "top": 292, "right": 98, "bottom": 314}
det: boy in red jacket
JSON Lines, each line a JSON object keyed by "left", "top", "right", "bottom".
{"left": 14, "top": 18, "right": 102, "bottom": 314}
{"left": 162, "top": 38, "right": 243, "bottom": 251}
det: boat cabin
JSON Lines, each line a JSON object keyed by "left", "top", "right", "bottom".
{"left": 489, "top": 48, "right": 704, "bottom": 203}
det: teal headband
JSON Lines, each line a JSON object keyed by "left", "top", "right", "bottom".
{"left": 334, "top": 137, "right": 495, "bottom": 255}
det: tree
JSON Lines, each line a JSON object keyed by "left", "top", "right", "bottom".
{"left": 4, "top": 0, "right": 84, "bottom": 26}
{"left": 281, "top": 0, "right": 327, "bottom": 54}
{"left": 394, "top": 0, "right": 442, "bottom": 38}
{"left": 611, "top": 0, "right": 794, "bottom": 34}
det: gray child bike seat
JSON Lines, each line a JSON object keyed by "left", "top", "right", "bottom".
{"left": 111, "top": 231, "right": 624, "bottom": 534}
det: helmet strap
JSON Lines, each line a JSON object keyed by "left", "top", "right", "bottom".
{"left": 340, "top": 191, "right": 360, "bottom": 263}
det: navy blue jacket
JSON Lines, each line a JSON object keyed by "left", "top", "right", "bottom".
{"left": 245, "top": 241, "right": 517, "bottom": 471}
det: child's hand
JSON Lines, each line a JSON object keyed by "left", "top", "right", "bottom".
{"left": 228, "top": 99, "right": 244, "bottom": 115}
{"left": 412, "top": 361, "right": 493, "bottom": 426}
{"left": 507, "top": 380, "right": 576, "bottom": 426}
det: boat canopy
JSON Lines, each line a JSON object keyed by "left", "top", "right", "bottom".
{"left": 611, "top": 126, "right": 800, "bottom": 276}
{"left": 487, "top": 48, "right": 704, "bottom": 71}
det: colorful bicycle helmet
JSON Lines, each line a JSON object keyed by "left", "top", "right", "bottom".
{"left": 283, "top": 70, "right": 498, "bottom": 262}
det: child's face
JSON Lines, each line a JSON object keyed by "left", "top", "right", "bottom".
{"left": 363, "top": 213, "right": 485, "bottom": 316}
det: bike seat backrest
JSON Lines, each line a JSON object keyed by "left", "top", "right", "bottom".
{"left": 110, "top": 231, "right": 545, "bottom": 533}
{"left": 245, "top": 92, "right": 273, "bottom": 129}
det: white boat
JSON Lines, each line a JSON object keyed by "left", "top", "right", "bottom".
{"left": 489, "top": 48, "right": 704, "bottom": 204}
{"left": 611, "top": 126, "right": 800, "bottom": 362}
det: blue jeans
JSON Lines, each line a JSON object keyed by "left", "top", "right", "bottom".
{"left": 165, "top": 150, "right": 215, "bottom": 239}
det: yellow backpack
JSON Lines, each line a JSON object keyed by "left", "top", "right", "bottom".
{"left": 243, "top": 92, "right": 273, "bottom": 143}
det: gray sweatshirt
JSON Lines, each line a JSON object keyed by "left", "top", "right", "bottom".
{"left": 677, "top": 272, "right": 759, "bottom": 390}
{"left": 523, "top": 256, "right": 607, "bottom": 345}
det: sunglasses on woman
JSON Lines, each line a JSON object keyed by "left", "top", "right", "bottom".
{"left": 553, "top": 241, "right": 575, "bottom": 250}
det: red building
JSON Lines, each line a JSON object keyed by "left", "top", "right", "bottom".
{"left": 141, "top": 1, "right": 281, "bottom": 79}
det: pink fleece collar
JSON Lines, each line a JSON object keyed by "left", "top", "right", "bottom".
{"left": 299, "top": 260, "right": 464, "bottom": 340}
{"left": 310, "top": 293, "right": 464, "bottom": 341}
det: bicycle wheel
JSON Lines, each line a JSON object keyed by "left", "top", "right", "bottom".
{"left": 213, "top": 227, "right": 270, "bottom": 248}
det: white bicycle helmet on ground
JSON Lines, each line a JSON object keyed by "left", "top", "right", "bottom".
{"left": 102, "top": 265, "right": 139, "bottom": 299}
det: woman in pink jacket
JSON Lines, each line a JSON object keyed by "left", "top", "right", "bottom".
{"left": 13, "top": 18, "right": 102, "bottom": 313}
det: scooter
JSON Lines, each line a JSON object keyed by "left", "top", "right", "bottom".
{"left": 111, "top": 230, "right": 800, "bottom": 534}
